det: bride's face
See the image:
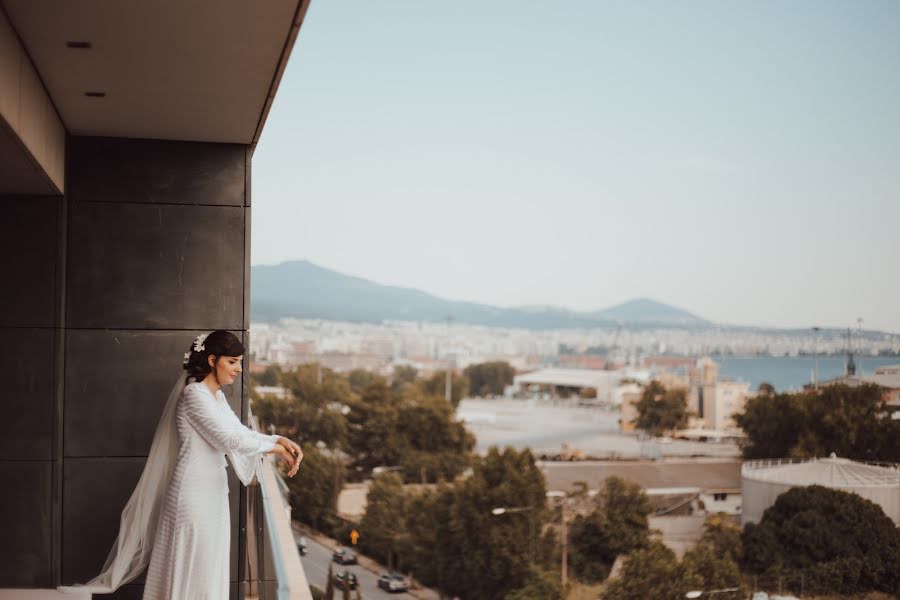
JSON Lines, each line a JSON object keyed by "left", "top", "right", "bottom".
{"left": 212, "top": 354, "right": 243, "bottom": 385}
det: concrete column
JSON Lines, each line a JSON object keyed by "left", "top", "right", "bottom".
{"left": 0, "top": 195, "right": 65, "bottom": 588}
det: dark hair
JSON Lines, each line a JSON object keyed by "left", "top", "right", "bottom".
{"left": 183, "top": 330, "right": 246, "bottom": 384}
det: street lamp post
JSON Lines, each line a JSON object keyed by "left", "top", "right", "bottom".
{"left": 492, "top": 506, "right": 535, "bottom": 565}
{"left": 685, "top": 587, "right": 740, "bottom": 598}
{"left": 372, "top": 465, "right": 403, "bottom": 476}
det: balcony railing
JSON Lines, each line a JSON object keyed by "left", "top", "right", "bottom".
{"left": 245, "top": 412, "right": 312, "bottom": 600}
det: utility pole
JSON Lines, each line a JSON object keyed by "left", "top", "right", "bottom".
{"left": 445, "top": 314, "right": 454, "bottom": 403}
{"left": 445, "top": 362, "right": 452, "bottom": 403}
{"left": 846, "top": 327, "right": 856, "bottom": 376}
{"left": 547, "top": 491, "right": 568, "bottom": 589}
{"left": 857, "top": 317, "right": 864, "bottom": 374}
{"left": 561, "top": 498, "right": 568, "bottom": 590}
{"left": 812, "top": 326, "right": 821, "bottom": 390}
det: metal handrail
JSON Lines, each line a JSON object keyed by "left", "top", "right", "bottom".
{"left": 743, "top": 457, "right": 900, "bottom": 471}
{"left": 246, "top": 410, "right": 312, "bottom": 600}
{"left": 741, "top": 457, "right": 900, "bottom": 486}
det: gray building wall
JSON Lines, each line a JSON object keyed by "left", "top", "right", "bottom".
{"left": 0, "top": 136, "right": 254, "bottom": 598}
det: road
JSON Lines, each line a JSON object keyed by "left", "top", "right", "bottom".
{"left": 294, "top": 533, "right": 416, "bottom": 599}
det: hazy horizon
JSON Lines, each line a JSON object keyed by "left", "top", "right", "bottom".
{"left": 252, "top": 258, "right": 899, "bottom": 334}
{"left": 251, "top": 1, "right": 900, "bottom": 333}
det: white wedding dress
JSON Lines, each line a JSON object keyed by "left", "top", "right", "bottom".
{"left": 141, "top": 380, "right": 279, "bottom": 600}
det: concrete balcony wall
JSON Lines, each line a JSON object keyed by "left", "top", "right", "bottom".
{"left": 0, "top": 196, "right": 65, "bottom": 588}
{"left": 0, "top": 136, "right": 253, "bottom": 599}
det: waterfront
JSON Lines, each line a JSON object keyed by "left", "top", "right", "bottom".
{"left": 717, "top": 355, "right": 899, "bottom": 392}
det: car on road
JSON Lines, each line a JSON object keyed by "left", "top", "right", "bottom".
{"left": 378, "top": 573, "right": 410, "bottom": 593}
{"left": 334, "top": 570, "right": 358, "bottom": 590}
{"left": 296, "top": 537, "right": 308, "bottom": 556}
{"left": 332, "top": 546, "right": 358, "bottom": 565}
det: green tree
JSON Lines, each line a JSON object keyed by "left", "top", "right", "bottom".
{"left": 344, "top": 380, "right": 405, "bottom": 473}
{"left": 742, "top": 485, "right": 900, "bottom": 595}
{"left": 633, "top": 381, "right": 689, "bottom": 435}
{"left": 391, "top": 365, "right": 419, "bottom": 392}
{"left": 793, "top": 384, "right": 898, "bottom": 461}
{"left": 568, "top": 476, "right": 652, "bottom": 582}
{"left": 285, "top": 444, "right": 344, "bottom": 530}
{"left": 253, "top": 363, "right": 353, "bottom": 450}
{"left": 251, "top": 391, "right": 296, "bottom": 435}
{"left": 405, "top": 447, "right": 548, "bottom": 600}
{"left": 359, "top": 472, "right": 407, "bottom": 569}
{"left": 401, "top": 484, "right": 456, "bottom": 592}
{"left": 251, "top": 364, "right": 283, "bottom": 386}
{"left": 347, "top": 368, "right": 380, "bottom": 394}
{"left": 734, "top": 384, "right": 900, "bottom": 461}
{"left": 395, "top": 394, "right": 474, "bottom": 482}
{"left": 419, "top": 370, "right": 469, "bottom": 408}
{"left": 681, "top": 544, "right": 742, "bottom": 594}
{"left": 505, "top": 566, "right": 563, "bottom": 600}
{"left": 601, "top": 541, "right": 699, "bottom": 600}
{"left": 464, "top": 361, "right": 515, "bottom": 397}
{"left": 733, "top": 390, "right": 805, "bottom": 459}
{"left": 346, "top": 382, "right": 474, "bottom": 482}
{"left": 697, "top": 513, "right": 743, "bottom": 562}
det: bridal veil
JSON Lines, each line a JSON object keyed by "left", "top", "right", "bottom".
{"left": 58, "top": 374, "right": 186, "bottom": 594}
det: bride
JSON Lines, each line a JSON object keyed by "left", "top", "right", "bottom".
{"left": 60, "top": 330, "right": 302, "bottom": 598}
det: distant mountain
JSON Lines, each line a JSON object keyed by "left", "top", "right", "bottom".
{"left": 250, "top": 260, "right": 711, "bottom": 330}
{"left": 592, "top": 297, "right": 708, "bottom": 327}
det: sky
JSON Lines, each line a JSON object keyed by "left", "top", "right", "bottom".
{"left": 252, "top": 1, "right": 900, "bottom": 333}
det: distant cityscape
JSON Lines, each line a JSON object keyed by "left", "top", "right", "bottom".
{"left": 249, "top": 317, "right": 900, "bottom": 378}
{"left": 248, "top": 260, "right": 900, "bottom": 381}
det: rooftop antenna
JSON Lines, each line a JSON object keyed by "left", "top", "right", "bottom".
{"left": 857, "top": 317, "right": 863, "bottom": 374}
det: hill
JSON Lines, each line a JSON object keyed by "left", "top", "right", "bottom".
{"left": 250, "top": 260, "right": 709, "bottom": 330}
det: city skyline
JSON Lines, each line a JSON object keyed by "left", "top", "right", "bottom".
{"left": 251, "top": 1, "right": 900, "bottom": 333}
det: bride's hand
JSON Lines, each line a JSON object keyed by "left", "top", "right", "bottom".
{"left": 277, "top": 436, "right": 303, "bottom": 462}
{"left": 270, "top": 444, "right": 301, "bottom": 477}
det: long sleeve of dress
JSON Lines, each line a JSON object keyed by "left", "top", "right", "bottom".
{"left": 182, "top": 385, "right": 279, "bottom": 485}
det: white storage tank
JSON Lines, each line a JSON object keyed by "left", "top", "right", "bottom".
{"left": 741, "top": 454, "right": 900, "bottom": 526}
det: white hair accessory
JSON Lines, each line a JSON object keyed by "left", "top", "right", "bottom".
{"left": 192, "top": 333, "right": 208, "bottom": 353}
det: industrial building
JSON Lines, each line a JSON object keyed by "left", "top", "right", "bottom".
{"left": 741, "top": 454, "right": 900, "bottom": 526}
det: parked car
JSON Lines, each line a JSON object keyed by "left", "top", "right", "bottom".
{"left": 378, "top": 573, "right": 410, "bottom": 593}
{"left": 334, "top": 570, "right": 358, "bottom": 590}
{"left": 332, "top": 546, "right": 358, "bottom": 565}
{"left": 296, "top": 536, "right": 308, "bottom": 556}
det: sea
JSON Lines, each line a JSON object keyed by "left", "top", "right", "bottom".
{"left": 716, "top": 355, "right": 899, "bottom": 392}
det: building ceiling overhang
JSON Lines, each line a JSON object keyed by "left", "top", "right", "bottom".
{"left": 1, "top": 0, "right": 307, "bottom": 148}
